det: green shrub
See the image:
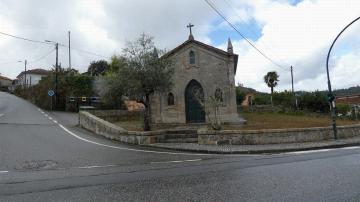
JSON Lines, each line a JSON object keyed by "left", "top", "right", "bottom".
{"left": 336, "top": 103, "right": 351, "bottom": 116}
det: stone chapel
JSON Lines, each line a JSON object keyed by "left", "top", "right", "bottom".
{"left": 150, "top": 27, "right": 244, "bottom": 125}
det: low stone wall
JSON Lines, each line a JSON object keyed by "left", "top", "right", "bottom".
{"left": 198, "top": 124, "right": 360, "bottom": 145}
{"left": 79, "top": 111, "right": 158, "bottom": 145}
{"left": 87, "top": 110, "right": 143, "bottom": 123}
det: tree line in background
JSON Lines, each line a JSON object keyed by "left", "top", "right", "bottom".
{"left": 236, "top": 85, "right": 358, "bottom": 119}
{"left": 15, "top": 34, "right": 173, "bottom": 131}
{"left": 15, "top": 67, "right": 94, "bottom": 110}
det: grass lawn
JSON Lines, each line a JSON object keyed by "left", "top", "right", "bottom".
{"left": 113, "top": 112, "right": 359, "bottom": 131}
{"left": 236, "top": 112, "right": 359, "bottom": 130}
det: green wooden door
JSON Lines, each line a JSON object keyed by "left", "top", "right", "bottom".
{"left": 185, "top": 80, "right": 205, "bottom": 123}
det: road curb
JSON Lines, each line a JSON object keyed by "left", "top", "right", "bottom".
{"left": 142, "top": 141, "right": 360, "bottom": 154}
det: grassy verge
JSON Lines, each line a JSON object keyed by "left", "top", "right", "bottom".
{"left": 113, "top": 112, "right": 359, "bottom": 131}
{"left": 236, "top": 112, "right": 359, "bottom": 130}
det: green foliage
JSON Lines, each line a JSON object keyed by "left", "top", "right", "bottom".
{"left": 15, "top": 68, "right": 94, "bottom": 110}
{"left": 108, "top": 56, "right": 127, "bottom": 74}
{"left": 235, "top": 86, "right": 246, "bottom": 105}
{"left": 272, "top": 90, "right": 293, "bottom": 109}
{"left": 253, "top": 93, "right": 271, "bottom": 105}
{"left": 333, "top": 86, "right": 360, "bottom": 96}
{"left": 264, "top": 71, "right": 279, "bottom": 94}
{"left": 95, "top": 33, "right": 174, "bottom": 130}
{"left": 298, "top": 91, "right": 329, "bottom": 113}
{"left": 336, "top": 103, "right": 351, "bottom": 115}
{"left": 87, "top": 60, "right": 109, "bottom": 76}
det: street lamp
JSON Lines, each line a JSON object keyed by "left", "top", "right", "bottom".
{"left": 45, "top": 40, "right": 59, "bottom": 109}
{"left": 326, "top": 16, "right": 360, "bottom": 140}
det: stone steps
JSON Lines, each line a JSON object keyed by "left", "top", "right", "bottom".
{"left": 159, "top": 130, "right": 198, "bottom": 143}
{"left": 162, "top": 137, "right": 198, "bottom": 143}
{"left": 164, "top": 133, "right": 197, "bottom": 139}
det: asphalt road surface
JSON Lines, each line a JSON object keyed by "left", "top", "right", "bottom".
{"left": 0, "top": 91, "right": 360, "bottom": 202}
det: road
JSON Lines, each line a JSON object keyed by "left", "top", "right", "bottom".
{"left": 0, "top": 91, "right": 360, "bottom": 202}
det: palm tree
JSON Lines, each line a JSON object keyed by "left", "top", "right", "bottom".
{"left": 264, "top": 71, "right": 279, "bottom": 105}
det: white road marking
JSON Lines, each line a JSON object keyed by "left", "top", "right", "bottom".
{"left": 286, "top": 146, "right": 360, "bottom": 155}
{"left": 150, "top": 159, "right": 202, "bottom": 164}
{"left": 0, "top": 113, "right": 4, "bottom": 117}
{"left": 78, "top": 165, "right": 117, "bottom": 169}
{"left": 53, "top": 120, "right": 58, "bottom": 124}
{"left": 57, "top": 124, "right": 213, "bottom": 156}
{"left": 0, "top": 171, "right": 9, "bottom": 174}
{"left": 48, "top": 117, "right": 53, "bottom": 120}
{"left": 339, "top": 146, "right": 360, "bottom": 150}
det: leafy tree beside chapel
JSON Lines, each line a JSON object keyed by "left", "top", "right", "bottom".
{"left": 95, "top": 34, "right": 174, "bottom": 131}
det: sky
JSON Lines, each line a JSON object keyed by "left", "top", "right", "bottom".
{"left": 0, "top": 0, "right": 359, "bottom": 92}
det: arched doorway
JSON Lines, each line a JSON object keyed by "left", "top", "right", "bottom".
{"left": 185, "top": 80, "right": 205, "bottom": 123}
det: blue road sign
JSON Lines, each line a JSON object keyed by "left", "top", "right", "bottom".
{"left": 48, "top": 90, "right": 55, "bottom": 97}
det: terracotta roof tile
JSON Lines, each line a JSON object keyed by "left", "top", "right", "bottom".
{"left": 0, "top": 75, "right": 12, "bottom": 81}
{"left": 17, "top": 68, "right": 50, "bottom": 78}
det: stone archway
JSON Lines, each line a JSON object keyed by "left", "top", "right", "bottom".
{"left": 185, "top": 80, "right": 205, "bottom": 123}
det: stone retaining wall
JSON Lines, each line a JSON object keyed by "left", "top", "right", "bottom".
{"left": 87, "top": 110, "right": 143, "bottom": 123}
{"left": 79, "top": 111, "right": 157, "bottom": 145}
{"left": 198, "top": 124, "right": 360, "bottom": 145}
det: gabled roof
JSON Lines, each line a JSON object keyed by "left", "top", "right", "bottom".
{"left": 17, "top": 68, "right": 50, "bottom": 78}
{"left": 0, "top": 75, "right": 12, "bottom": 81}
{"left": 163, "top": 39, "right": 239, "bottom": 73}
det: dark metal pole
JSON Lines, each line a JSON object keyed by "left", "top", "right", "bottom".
{"left": 326, "top": 16, "right": 360, "bottom": 140}
{"left": 55, "top": 43, "right": 58, "bottom": 109}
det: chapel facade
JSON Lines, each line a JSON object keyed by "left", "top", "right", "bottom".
{"left": 150, "top": 32, "right": 244, "bottom": 125}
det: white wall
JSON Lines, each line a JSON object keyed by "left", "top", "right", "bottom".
{"left": 17, "top": 74, "right": 47, "bottom": 87}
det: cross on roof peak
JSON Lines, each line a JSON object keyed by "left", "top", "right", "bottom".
{"left": 187, "top": 23, "right": 194, "bottom": 40}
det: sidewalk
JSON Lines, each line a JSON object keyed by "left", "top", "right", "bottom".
{"left": 146, "top": 136, "right": 360, "bottom": 154}
{"left": 44, "top": 111, "right": 360, "bottom": 154}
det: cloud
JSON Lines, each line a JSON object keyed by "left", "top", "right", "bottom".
{"left": 225, "top": 0, "right": 360, "bottom": 92}
{"left": 0, "top": 0, "right": 358, "bottom": 94}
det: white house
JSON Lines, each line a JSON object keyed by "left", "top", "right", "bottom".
{"left": 16, "top": 69, "right": 50, "bottom": 87}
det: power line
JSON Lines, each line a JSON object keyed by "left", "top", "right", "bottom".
{"left": 0, "top": 30, "right": 110, "bottom": 60}
{"left": 0, "top": 31, "right": 50, "bottom": 44}
{"left": 204, "top": 0, "right": 287, "bottom": 71}
{"left": 222, "top": 0, "right": 290, "bottom": 68}
{"left": 58, "top": 43, "right": 111, "bottom": 59}
{"left": 28, "top": 47, "right": 56, "bottom": 63}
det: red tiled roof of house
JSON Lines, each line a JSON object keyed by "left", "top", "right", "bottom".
{"left": 0, "top": 75, "right": 12, "bottom": 81}
{"left": 16, "top": 68, "right": 50, "bottom": 78}
{"left": 336, "top": 94, "right": 360, "bottom": 105}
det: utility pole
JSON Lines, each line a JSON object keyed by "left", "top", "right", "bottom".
{"left": 68, "top": 31, "right": 71, "bottom": 68}
{"left": 24, "top": 60, "right": 27, "bottom": 88}
{"left": 290, "top": 66, "right": 294, "bottom": 93}
{"left": 291, "top": 65, "right": 297, "bottom": 109}
{"left": 55, "top": 43, "right": 59, "bottom": 109}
